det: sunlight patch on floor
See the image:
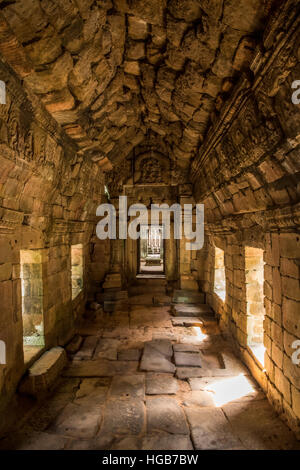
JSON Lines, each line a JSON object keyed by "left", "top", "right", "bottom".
{"left": 192, "top": 326, "right": 208, "bottom": 342}
{"left": 207, "top": 374, "right": 256, "bottom": 407}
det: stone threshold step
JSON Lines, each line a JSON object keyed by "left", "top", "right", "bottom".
{"left": 171, "top": 317, "right": 204, "bottom": 327}
{"left": 172, "top": 303, "right": 213, "bottom": 317}
{"left": 172, "top": 290, "right": 205, "bottom": 304}
{"left": 97, "top": 290, "right": 128, "bottom": 302}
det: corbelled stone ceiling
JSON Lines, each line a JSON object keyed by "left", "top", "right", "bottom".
{"left": 0, "top": 0, "right": 273, "bottom": 170}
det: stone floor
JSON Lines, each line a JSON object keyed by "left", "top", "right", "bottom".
{"left": 1, "top": 281, "right": 299, "bottom": 450}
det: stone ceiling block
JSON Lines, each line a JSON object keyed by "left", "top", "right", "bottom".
{"left": 115, "top": 0, "right": 166, "bottom": 25}
{"left": 0, "top": 0, "right": 274, "bottom": 168}
{"left": 128, "top": 16, "right": 148, "bottom": 40}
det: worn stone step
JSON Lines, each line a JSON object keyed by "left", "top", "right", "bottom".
{"left": 134, "top": 279, "right": 167, "bottom": 286}
{"left": 97, "top": 290, "right": 128, "bottom": 302}
{"left": 172, "top": 303, "right": 213, "bottom": 317}
{"left": 172, "top": 290, "right": 205, "bottom": 304}
{"left": 153, "top": 294, "right": 171, "bottom": 305}
{"left": 129, "top": 285, "right": 166, "bottom": 295}
{"left": 129, "top": 294, "right": 156, "bottom": 305}
{"left": 19, "top": 347, "right": 67, "bottom": 397}
{"left": 103, "top": 273, "right": 122, "bottom": 289}
{"left": 171, "top": 317, "right": 203, "bottom": 327}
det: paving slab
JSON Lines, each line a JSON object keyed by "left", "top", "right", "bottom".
{"left": 185, "top": 407, "right": 243, "bottom": 450}
{"left": 94, "top": 338, "right": 119, "bottom": 360}
{"left": 200, "top": 351, "right": 224, "bottom": 369}
{"left": 221, "top": 351, "right": 250, "bottom": 375}
{"left": 182, "top": 390, "right": 216, "bottom": 408}
{"left": 189, "top": 376, "right": 230, "bottom": 391}
{"left": 188, "top": 375, "right": 265, "bottom": 404}
{"left": 140, "top": 343, "right": 175, "bottom": 374}
{"left": 109, "top": 374, "right": 145, "bottom": 399}
{"left": 101, "top": 399, "right": 145, "bottom": 435}
{"left": 67, "top": 433, "right": 115, "bottom": 450}
{"left": 176, "top": 367, "right": 212, "bottom": 379}
{"left": 176, "top": 366, "right": 237, "bottom": 379}
{"left": 146, "top": 397, "right": 189, "bottom": 435}
{"left": 173, "top": 343, "right": 200, "bottom": 353}
{"left": 51, "top": 403, "right": 102, "bottom": 439}
{"left": 174, "top": 352, "right": 203, "bottom": 368}
{"left": 112, "top": 437, "right": 141, "bottom": 450}
{"left": 117, "top": 348, "right": 142, "bottom": 361}
{"left": 142, "top": 433, "right": 193, "bottom": 450}
{"left": 146, "top": 339, "right": 173, "bottom": 357}
{"left": 0, "top": 431, "right": 69, "bottom": 450}
{"left": 54, "top": 377, "right": 80, "bottom": 394}
{"left": 146, "top": 373, "right": 178, "bottom": 395}
{"left": 222, "top": 400, "right": 300, "bottom": 450}
{"left": 178, "top": 336, "right": 207, "bottom": 345}
{"left": 63, "top": 359, "right": 138, "bottom": 377}
{"left": 74, "top": 378, "right": 108, "bottom": 407}
{"left": 26, "top": 392, "right": 74, "bottom": 432}
{"left": 102, "top": 327, "right": 130, "bottom": 339}
{"left": 152, "top": 330, "right": 177, "bottom": 341}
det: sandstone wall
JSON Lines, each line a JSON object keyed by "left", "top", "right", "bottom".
{"left": 0, "top": 59, "right": 106, "bottom": 430}
{"left": 191, "top": 5, "right": 300, "bottom": 436}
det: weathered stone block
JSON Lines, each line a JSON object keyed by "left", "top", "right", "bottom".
{"left": 19, "top": 347, "right": 67, "bottom": 397}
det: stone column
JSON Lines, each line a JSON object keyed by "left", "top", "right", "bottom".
{"left": 179, "top": 194, "right": 199, "bottom": 291}
{"left": 103, "top": 198, "right": 123, "bottom": 290}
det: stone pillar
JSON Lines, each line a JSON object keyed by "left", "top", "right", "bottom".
{"left": 179, "top": 195, "right": 199, "bottom": 291}
{"left": 102, "top": 198, "right": 124, "bottom": 290}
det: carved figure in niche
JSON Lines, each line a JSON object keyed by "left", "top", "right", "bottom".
{"left": 139, "top": 157, "right": 162, "bottom": 183}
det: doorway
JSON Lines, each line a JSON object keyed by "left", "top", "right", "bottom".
{"left": 138, "top": 225, "right": 165, "bottom": 275}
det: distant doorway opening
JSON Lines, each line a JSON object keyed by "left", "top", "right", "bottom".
{"left": 138, "top": 225, "right": 164, "bottom": 275}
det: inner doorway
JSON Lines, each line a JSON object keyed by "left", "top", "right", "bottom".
{"left": 138, "top": 225, "right": 164, "bottom": 275}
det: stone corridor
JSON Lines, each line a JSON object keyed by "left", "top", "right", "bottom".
{"left": 1, "top": 281, "right": 299, "bottom": 451}
{"left": 0, "top": 0, "right": 299, "bottom": 453}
